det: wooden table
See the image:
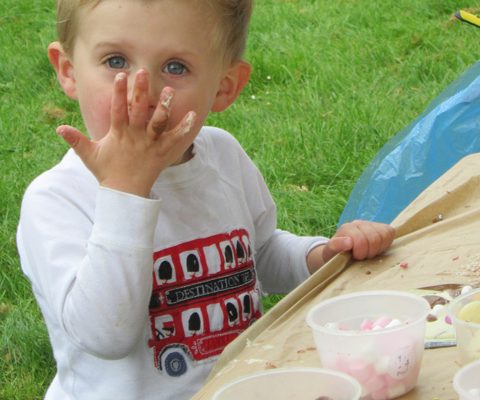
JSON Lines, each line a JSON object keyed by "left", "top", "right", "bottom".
{"left": 193, "top": 155, "right": 480, "bottom": 400}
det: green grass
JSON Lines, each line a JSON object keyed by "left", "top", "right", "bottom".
{"left": 2, "top": 0, "right": 480, "bottom": 397}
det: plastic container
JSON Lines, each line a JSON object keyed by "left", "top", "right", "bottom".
{"left": 453, "top": 359, "right": 480, "bottom": 400}
{"left": 306, "top": 290, "right": 430, "bottom": 400}
{"left": 448, "top": 287, "right": 480, "bottom": 365}
{"left": 212, "top": 367, "right": 362, "bottom": 400}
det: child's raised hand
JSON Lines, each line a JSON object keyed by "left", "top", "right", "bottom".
{"left": 307, "top": 220, "right": 395, "bottom": 273}
{"left": 56, "top": 69, "right": 197, "bottom": 198}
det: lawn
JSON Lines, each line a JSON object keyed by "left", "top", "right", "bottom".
{"left": 2, "top": 0, "right": 480, "bottom": 398}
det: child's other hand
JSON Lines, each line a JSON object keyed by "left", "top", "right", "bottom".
{"left": 56, "top": 69, "right": 197, "bottom": 198}
{"left": 307, "top": 220, "right": 395, "bottom": 274}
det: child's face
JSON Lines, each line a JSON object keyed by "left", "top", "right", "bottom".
{"left": 65, "top": 0, "right": 231, "bottom": 141}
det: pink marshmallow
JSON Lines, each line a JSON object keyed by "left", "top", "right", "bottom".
{"left": 363, "top": 373, "right": 387, "bottom": 394}
{"left": 360, "top": 318, "right": 374, "bottom": 331}
{"left": 338, "top": 323, "right": 351, "bottom": 330}
{"left": 373, "top": 316, "right": 393, "bottom": 329}
{"left": 348, "top": 359, "right": 374, "bottom": 383}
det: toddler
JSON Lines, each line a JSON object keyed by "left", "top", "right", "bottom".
{"left": 17, "top": 0, "right": 395, "bottom": 399}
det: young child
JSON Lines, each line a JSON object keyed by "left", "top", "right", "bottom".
{"left": 16, "top": 0, "right": 395, "bottom": 399}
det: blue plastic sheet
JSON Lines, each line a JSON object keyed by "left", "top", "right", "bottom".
{"left": 339, "top": 61, "right": 480, "bottom": 225}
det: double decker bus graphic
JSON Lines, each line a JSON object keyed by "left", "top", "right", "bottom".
{"left": 148, "top": 228, "right": 262, "bottom": 377}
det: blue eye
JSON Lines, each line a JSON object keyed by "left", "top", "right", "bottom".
{"left": 106, "top": 56, "right": 127, "bottom": 69}
{"left": 163, "top": 61, "right": 187, "bottom": 75}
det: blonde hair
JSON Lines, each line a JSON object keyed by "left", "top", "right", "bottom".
{"left": 55, "top": 0, "right": 253, "bottom": 63}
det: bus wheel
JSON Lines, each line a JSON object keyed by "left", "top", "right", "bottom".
{"left": 163, "top": 350, "right": 188, "bottom": 377}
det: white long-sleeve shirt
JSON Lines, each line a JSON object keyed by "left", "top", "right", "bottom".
{"left": 17, "top": 127, "right": 327, "bottom": 400}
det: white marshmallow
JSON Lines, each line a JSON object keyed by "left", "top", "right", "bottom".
{"left": 461, "top": 285, "right": 473, "bottom": 295}
{"left": 374, "top": 356, "right": 390, "bottom": 374}
{"left": 385, "top": 318, "right": 402, "bottom": 329}
{"left": 324, "top": 322, "right": 339, "bottom": 330}
{"left": 431, "top": 304, "right": 445, "bottom": 317}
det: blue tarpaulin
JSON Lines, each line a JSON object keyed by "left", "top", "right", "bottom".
{"left": 339, "top": 61, "right": 480, "bottom": 225}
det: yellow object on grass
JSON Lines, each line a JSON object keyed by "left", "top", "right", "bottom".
{"left": 455, "top": 10, "right": 480, "bottom": 28}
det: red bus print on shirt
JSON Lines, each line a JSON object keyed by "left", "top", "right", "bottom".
{"left": 148, "top": 229, "right": 262, "bottom": 377}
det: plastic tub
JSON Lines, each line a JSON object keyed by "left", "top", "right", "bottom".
{"left": 306, "top": 290, "right": 430, "bottom": 400}
{"left": 212, "top": 367, "right": 362, "bottom": 400}
{"left": 448, "top": 287, "right": 480, "bottom": 365}
{"left": 453, "top": 359, "right": 480, "bottom": 400}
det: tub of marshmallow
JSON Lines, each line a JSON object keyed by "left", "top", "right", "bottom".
{"left": 306, "top": 290, "right": 430, "bottom": 400}
{"left": 448, "top": 287, "right": 480, "bottom": 365}
{"left": 212, "top": 367, "right": 362, "bottom": 400}
{"left": 453, "top": 359, "right": 480, "bottom": 400}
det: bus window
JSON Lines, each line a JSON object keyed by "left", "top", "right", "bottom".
{"left": 154, "top": 256, "right": 176, "bottom": 285}
{"left": 224, "top": 298, "right": 240, "bottom": 327}
{"left": 219, "top": 240, "right": 234, "bottom": 269}
{"left": 204, "top": 244, "right": 221, "bottom": 274}
{"left": 206, "top": 303, "right": 224, "bottom": 332}
{"left": 240, "top": 293, "right": 252, "bottom": 320}
{"left": 154, "top": 315, "right": 175, "bottom": 340}
{"left": 241, "top": 234, "right": 252, "bottom": 258}
{"left": 182, "top": 308, "right": 204, "bottom": 337}
{"left": 251, "top": 289, "right": 261, "bottom": 313}
{"left": 234, "top": 239, "right": 246, "bottom": 263}
{"left": 149, "top": 293, "right": 161, "bottom": 309}
{"left": 179, "top": 250, "right": 202, "bottom": 279}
